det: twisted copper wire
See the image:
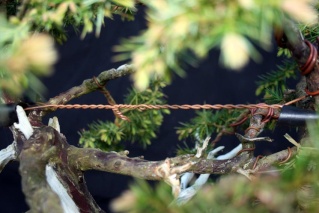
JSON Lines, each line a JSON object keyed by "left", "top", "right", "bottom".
{"left": 25, "top": 103, "right": 283, "bottom": 111}
{"left": 235, "top": 95, "right": 307, "bottom": 129}
{"left": 93, "top": 77, "right": 130, "bottom": 122}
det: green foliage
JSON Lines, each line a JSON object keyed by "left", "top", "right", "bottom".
{"left": 263, "top": 86, "right": 284, "bottom": 104}
{"left": 79, "top": 80, "right": 170, "bottom": 150}
{"left": 112, "top": 174, "right": 305, "bottom": 213}
{"left": 79, "top": 121, "right": 124, "bottom": 150}
{"left": 111, "top": 180, "right": 175, "bottom": 213}
{"left": 116, "top": 0, "right": 317, "bottom": 90}
{"left": 131, "top": 180, "right": 175, "bottom": 213}
{"left": 255, "top": 60, "right": 296, "bottom": 97}
{"left": 0, "top": 15, "right": 55, "bottom": 96}
{"left": 176, "top": 109, "right": 241, "bottom": 142}
{"left": 277, "top": 47, "right": 292, "bottom": 58}
{"left": 119, "top": 79, "right": 170, "bottom": 146}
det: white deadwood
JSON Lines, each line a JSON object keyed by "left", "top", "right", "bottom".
{"left": 48, "top": 117, "right": 60, "bottom": 133}
{"left": 0, "top": 142, "right": 17, "bottom": 172}
{"left": 45, "top": 164, "right": 80, "bottom": 213}
{"left": 176, "top": 144, "right": 243, "bottom": 205}
{"left": 14, "top": 106, "right": 34, "bottom": 139}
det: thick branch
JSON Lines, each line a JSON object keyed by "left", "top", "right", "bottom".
{"left": 67, "top": 145, "right": 296, "bottom": 179}
{"left": 11, "top": 106, "right": 298, "bottom": 211}
{"left": 254, "top": 147, "right": 297, "bottom": 171}
{"left": 17, "top": 125, "right": 103, "bottom": 212}
{"left": 19, "top": 128, "right": 65, "bottom": 212}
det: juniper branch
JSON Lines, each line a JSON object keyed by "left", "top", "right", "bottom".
{"left": 28, "top": 64, "right": 135, "bottom": 123}
{"left": 48, "top": 64, "right": 135, "bottom": 107}
{"left": 66, "top": 143, "right": 297, "bottom": 177}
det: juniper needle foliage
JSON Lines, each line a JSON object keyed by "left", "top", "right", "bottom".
{"left": 79, "top": 80, "right": 169, "bottom": 150}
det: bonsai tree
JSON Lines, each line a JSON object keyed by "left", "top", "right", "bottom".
{"left": 1, "top": 0, "right": 319, "bottom": 212}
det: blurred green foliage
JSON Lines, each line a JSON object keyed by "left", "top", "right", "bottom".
{"left": 0, "top": 0, "right": 135, "bottom": 97}
{"left": 116, "top": 0, "right": 317, "bottom": 90}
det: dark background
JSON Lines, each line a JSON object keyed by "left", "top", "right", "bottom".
{"left": 0, "top": 7, "right": 295, "bottom": 212}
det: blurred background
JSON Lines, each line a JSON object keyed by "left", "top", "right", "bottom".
{"left": 0, "top": 8, "right": 296, "bottom": 212}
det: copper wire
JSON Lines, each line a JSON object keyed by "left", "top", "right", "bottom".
{"left": 284, "top": 95, "right": 308, "bottom": 105}
{"left": 279, "top": 147, "right": 292, "bottom": 164}
{"left": 299, "top": 39, "right": 319, "bottom": 97}
{"left": 253, "top": 107, "right": 275, "bottom": 123}
{"left": 262, "top": 107, "right": 274, "bottom": 122}
{"left": 93, "top": 76, "right": 104, "bottom": 90}
{"left": 305, "top": 87, "right": 319, "bottom": 96}
{"left": 300, "top": 40, "right": 318, "bottom": 76}
{"left": 245, "top": 126, "right": 261, "bottom": 134}
{"left": 229, "top": 117, "right": 248, "bottom": 127}
{"left": 236, "top": 147, "right": 255, "bottom": 156}
{"left": 24, "top": 103, "right": 284, "bottom": 111}
{"left": 93, "top": 77, "right": 130, "bottom": 122}
{"left": 211, "top": 129, "right": 234, "bottom": 145}
{"left": 253, "top": 155, "right": 264, "bottom": 170}
{"left": 23, "top": 95, "right": 308, "bottom": 119}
